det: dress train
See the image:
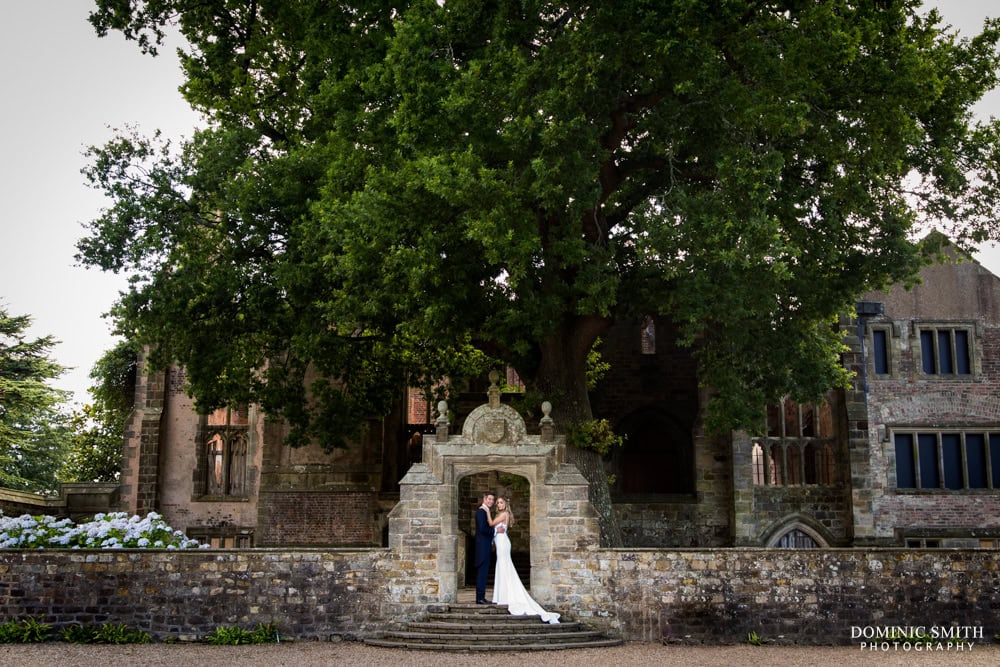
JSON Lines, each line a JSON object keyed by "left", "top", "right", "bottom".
{"left": 491, "top": 523, "right": 560, "bottom": 624}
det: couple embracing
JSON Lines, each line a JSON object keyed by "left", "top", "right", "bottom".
{"left": 474, "top": 491, "right": 560, "bottom": 624}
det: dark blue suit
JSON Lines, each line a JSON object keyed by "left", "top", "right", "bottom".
{"left": 474, "top": 506, "right": 494, "bottom": 601}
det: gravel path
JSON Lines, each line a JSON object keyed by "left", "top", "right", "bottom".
{"left": 1, "top": 642, "right": 997, "bottom": 667}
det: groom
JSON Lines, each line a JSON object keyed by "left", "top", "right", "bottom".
{"left": 474, "top": 491, "right": 496, "bottom": 604}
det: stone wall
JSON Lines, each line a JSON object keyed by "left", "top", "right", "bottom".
{"left": 0, "top": 485, "right": 118, "bottom": 521}
{"left": 614, "top": 500, "right": 727, "bottom": 547}
{"left": 0, "top": 549, "right": 392, "bottom": 640}
{"left": 578, "top": 548, "right": 1000, "bottom": 643}
{"left": 0, "top": 489, "right": 56, "bottom": 517}
{"left": 0, "top": 548, "right": 996, "bottom": 644}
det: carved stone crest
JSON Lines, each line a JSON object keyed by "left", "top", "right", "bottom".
{"left": 461, "top": 371, "right": 527, "bottom": 446}
{"left": 481, "top": 418, "right": 506, "bottom": 444}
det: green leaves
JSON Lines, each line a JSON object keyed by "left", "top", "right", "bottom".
{"left": 80, "top": 1, "right": 1000, "bottom": 440}
{"left": 0, "top": 307, "right": 70, "bottom": 493}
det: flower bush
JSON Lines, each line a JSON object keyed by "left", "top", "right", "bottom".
{"left": 0, "top": 512, "right": 205, "bottom": 549}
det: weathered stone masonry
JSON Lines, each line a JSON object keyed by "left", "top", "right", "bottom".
{"left": 0, "top": 548, "right": 996, "bottom": 643}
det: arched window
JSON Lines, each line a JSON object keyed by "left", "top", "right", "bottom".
{"left": 640, "top": 315, "right": 656, "bottom": 355}
{"left": 752, "top": 443, "right": 766, "bottom": 485}
{"left": 776, "top": 528, "right": 820, "bottom": 548}
{"left": 207, "top": 433, "right": 226, "bottom": 495}
{"left": 227, "top": 433, "right": 248, "bottom": 496}
{"left": 769, "top": 443, "right": 784, "bottom": 485}
{"left": 204, "top": 406, "right": 250, "bottom": 497}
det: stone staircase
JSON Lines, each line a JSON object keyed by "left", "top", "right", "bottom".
{"left": 364, "top": 602, "right": 622, "bottom": 651}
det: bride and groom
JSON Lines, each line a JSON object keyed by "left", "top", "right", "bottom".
{"left": 475, "top": 491, "right": 560, "bottom": 624}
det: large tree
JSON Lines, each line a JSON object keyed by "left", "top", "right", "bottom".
{"left": 59, "top": 341, "right": 138, "bottom": 484}
{"left": 0, "top": 307, "right": 71, "bottom": 493}
{"left": 81, "top": 1, "right": 1000, "bottom": 544}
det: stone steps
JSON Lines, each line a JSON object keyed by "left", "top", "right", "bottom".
{"left": 364, "top": 602, "right": 622, "bottom": 651}
{"left": 408, "top": 620, "right": 585, "bottom": 632}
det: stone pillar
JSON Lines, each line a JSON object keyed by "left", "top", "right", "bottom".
{"left": 120, "top": 348, "right": 166, "bottom": 515}
{"left": 387, "top": 463, "right": 451, "bottom": 604}
{"left": 842, "top": 312, "right": 877, "bottom": 544}
{"left": 730, "top": 430, "right": 756, "bottom": 545}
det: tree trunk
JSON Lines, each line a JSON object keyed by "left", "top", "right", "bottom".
{"left": 534, "top": 318, "right": 623, "bottom": 548}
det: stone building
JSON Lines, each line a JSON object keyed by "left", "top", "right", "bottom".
{"left": 118, "top": 249, "right": 1000, "bottom": 551}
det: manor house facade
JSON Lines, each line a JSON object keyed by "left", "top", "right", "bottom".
{"left": 118, "top": 249, "right": 1000, "bottom": 553}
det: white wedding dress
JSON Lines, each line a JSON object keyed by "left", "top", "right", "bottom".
{"left": 491, "top": 522, "right": 560, "bottom": 624}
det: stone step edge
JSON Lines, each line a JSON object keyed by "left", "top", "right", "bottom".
{"left": 428, "top": 612, "right": 561, "bottom": 621}
{"left": 364, "top": 638, "right": 624, "bottom": 651}
{"left": 406, "top": 622, "right": 583, "bottom": 632}
{"left": 382, "top": 630, "right": 605, "bottom": 641}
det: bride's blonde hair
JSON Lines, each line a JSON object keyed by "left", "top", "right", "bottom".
{"left": 498, "top": 496, "right": 515, "bottom": 527}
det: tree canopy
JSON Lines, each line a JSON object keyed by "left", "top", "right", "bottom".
{"left": 81, "top": 1, "right": 1000, "bottom": 540}
{"left": 59, "top": 341, "right": 138, "bottom": 484}
{"left": 0, "top": 307, "right": 70, "bottom": 493}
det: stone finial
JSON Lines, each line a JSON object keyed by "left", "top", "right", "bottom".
{"left": 436, "top": 400, "right": 449, "bottom": 442}
{"left": 540, "top": 401, "right": 554, "bottom": 442}
{"left": 487, "top": 370, "right": 501, "bottom": 409}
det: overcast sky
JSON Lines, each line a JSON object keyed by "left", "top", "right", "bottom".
{"left": 1, "top": 1, "right": 998, "bottom": 405}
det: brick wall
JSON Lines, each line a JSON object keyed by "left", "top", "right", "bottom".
{"left": 857, "top": 258, "right": 1000, "bottom": 544}
{"left": 1, "top": 548, "right": 997, "bottom": 644}
{"left": 256, "top": 490, "right": 377, "bottom": 546}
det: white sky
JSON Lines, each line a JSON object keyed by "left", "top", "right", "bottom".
{"left": 0, "top": 1, "right": 998, "bottom": 405}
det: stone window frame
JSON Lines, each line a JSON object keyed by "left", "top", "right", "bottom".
{"left": 911, "top": 320, "right": 981, "bottom": 381}
{"left": 891, "top": 428, "right": 1000, "bottom": 492}
{"left": 751, "top": 398, "right": 836, "bottom": 486}
{"left": 904, "top": 537, "right": 942, "bottom": 548}
{"left": 193, "top": 405, "right": 254, "bottom": 502}
{"left": 761, "top": 517, "right": 831, "bottom": 547}
{"left": 866, "top": 321, "right": 901, "bottom": 378}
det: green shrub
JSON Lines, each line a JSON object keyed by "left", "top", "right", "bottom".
{"left": 0, "top": 620, "right": 22, "bottom": 644}
{"left": 61, "top": 622, "right": 149, "bottom": 644}
{"left": 61, "top": 624, "right": 99, "bottom": 643}
{"left": 745, "top": 630, "right": 765, "bottom": 646}
{"left": 0, "top": 617, "right": 52, "bottom": 643}
{"left": 566, "top": 418, "right": 624, "bottom": 455}
{"left": 204, "top": 623, "right": 281, "bottom": 645}
{"left": 93, "top": 623, "right": 150, "bottom": 644}
{"left": 204, "top": 625, "right": 253, "bottom": 645}
{"left": 249, "top": 622, "right": 281, "bottom": 644}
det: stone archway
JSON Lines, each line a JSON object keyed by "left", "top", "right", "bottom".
{"left": 457, "top": 471, "right": 532, "bottom": 588}
{"left": 387, "top": 376, "right": 599, "bottom": 603}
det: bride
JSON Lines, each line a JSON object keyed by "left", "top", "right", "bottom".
{"left": 489, "top": 496, "right": 560, "bottom": 624}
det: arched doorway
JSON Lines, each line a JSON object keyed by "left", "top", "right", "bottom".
{"left": 387, "top": 389, "right": 599, "bottom": 603}
{"left": 458, "top": 471, "right": 531, "bottom": 590}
